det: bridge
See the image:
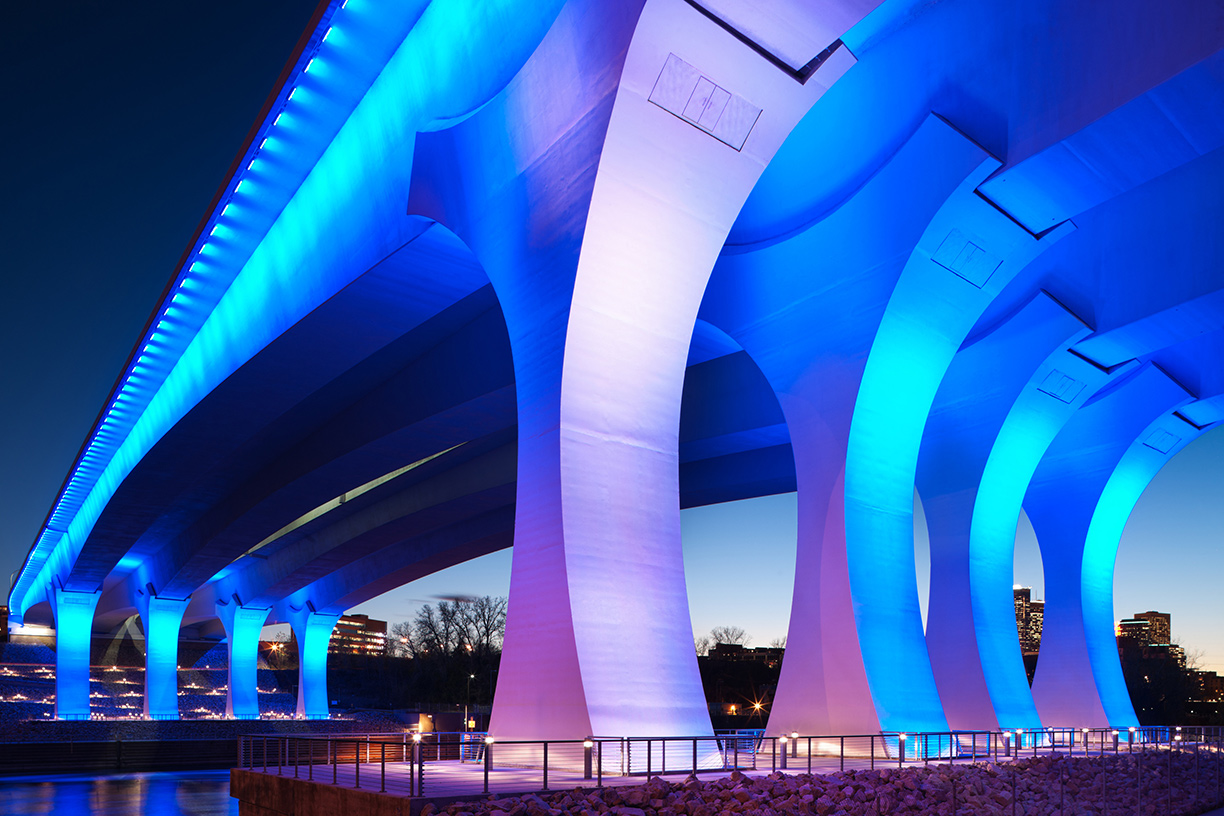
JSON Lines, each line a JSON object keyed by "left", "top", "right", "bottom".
{"left": 9, "top": 0, "right": 1224, "bottom": 741}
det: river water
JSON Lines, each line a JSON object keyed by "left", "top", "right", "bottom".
{"left": 0, "top": 770, "right": 236, "bottom": 815}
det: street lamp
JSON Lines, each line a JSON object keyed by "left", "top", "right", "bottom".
{"left": 466, "top": 674, "right": 476, "bottom": 731}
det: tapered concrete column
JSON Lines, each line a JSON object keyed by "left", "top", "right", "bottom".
{"left": 50, "top": 584, "right": 101, "bottom": 720}
{"left": 135, "top": 593, "right": 190, "bottom": 720}
{"left": 703, "top": 115, "right": 989, "bottom": 736}
{"left": 1080, "top": 410, "right": 1207, "bottom": 726}
{"left": 966, "top": 350, "right": 1125, "bottom": 730}
{"left": 917, "top": 292, "right": 1091, "bottom": 731}
{"left": 1026, "top": 363, "right": 1192, "bottom": 727}
{"left": 844, "top": 143, "right": 1075, "bottom": 732}
{"left": 411, "top": 0, "right": 869, "bottom": 738}
{"left": 216, "top": 599, "right": 270, "bottom": 720}
{"left": 285, "top": 606, "right": 340, "bottom": 720}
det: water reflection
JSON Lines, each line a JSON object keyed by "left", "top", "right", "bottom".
{"left": 0, "top": 770, "right": 236, "bottom": 816}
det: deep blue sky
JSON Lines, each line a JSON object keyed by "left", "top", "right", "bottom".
{"left": 4, "top": 1, "right": 1222, "bottom": 675}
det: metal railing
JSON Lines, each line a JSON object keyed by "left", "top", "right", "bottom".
{"left": 237, "top": 725, "right": 1224, "bottom": 803}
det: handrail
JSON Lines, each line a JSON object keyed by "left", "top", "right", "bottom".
{"left": 236, "top": 725, "right": 1224, "bottom": 801}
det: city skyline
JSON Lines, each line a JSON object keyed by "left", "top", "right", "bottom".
{"left": 349, "top": 425, "right": 1224, "bottom": 676}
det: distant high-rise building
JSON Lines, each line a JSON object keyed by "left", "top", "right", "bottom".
{"left": 1013, "top": 587, "right": 1043, "bottom": 654}
{"left": 1117, "top": 618, "right": 1153, "bottom": 648}
{"left": 1134, "top": 611, "right": 1172, "bottom": 645}
{"left": 330, "top": 614, "right": 388, "bottom": 656}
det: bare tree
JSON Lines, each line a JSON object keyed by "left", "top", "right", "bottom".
{"left": 709, "top": 625, "right": 750, "bottom": 646}
{"left": 768, "top": 636, "right": 787, "bottom": 649}
{"left": 461, "top": 596, "right": 508, "bottom": 656}
{"left": 388, "top": 620, "right": 417, "bottom": 657}
{"left": 414, "top": 600, "right": 467, "bottom": 655}
{"left": 694, "top": 635, "right": 711, "bottom": 656}
{"left": 394, "top": 596, "right": 509, "bottom": 659}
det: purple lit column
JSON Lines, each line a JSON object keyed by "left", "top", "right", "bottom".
{"left": 411, "top": 0, "right": 865, "bottom": 738}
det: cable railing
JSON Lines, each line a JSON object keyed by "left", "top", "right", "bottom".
{"left": 236, "top": 725, "right": 1224, "bottom": 802}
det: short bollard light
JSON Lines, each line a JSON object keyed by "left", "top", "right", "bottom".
{"left": 779, "top": 736, "right": 789, "bottom": 769}
{"left": 1113, "top": 730, "right": 1120, "bottom": 752}
{"left": 1003, "top": 730, "right": 1012, "bottom": 756}
{"left": 1129, "top": 726, "right": 1136, "bottom": 749}
{"left": 898, "top": 734, "right": 906, "bottom": 768}
{"left": 482, "top": 735, "right": 494, "bottom": 794}
{"left": 791, "top": 732, "right": 799, "bottom": 759}
{"left": 584, "top": 739, "right": 594, "bottom": 780}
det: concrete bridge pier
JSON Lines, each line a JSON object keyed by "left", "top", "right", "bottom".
{"left": 1026, "top": 363, "right": 1193, "bottom": 727}
{"left": 50, "top": 584, "right": 101, "bottom": 721}
{"left": 216, "top": 598, "right": 271, "bottom": 720}
{"left": 284, "top": 604, "right": 341, "bottom": 720}
{"left": 135, "top": 592, "right": 191, "bottom": 720}
{"left": 917, "top": 292, "right": 1092, "bottom": 732}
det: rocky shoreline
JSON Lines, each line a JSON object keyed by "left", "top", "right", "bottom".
{"left": 423, "top": 749, "right": 1224, "bottom": 816}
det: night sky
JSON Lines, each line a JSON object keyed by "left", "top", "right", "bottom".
{"left": 3, "top": 1, "right": 1222, "bottom": 674}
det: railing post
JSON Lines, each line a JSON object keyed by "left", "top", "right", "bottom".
{"left": 598, "top": 740, "right": 603, "bottom": 788}
{"left": 332, "top": 737, "right": 337, "bottom": 785}
{"left": 693, "top": 738, "right": 698, "bottom": 775}
{"left": 840, "top": 736, "right": 845, "bottom": 772}
{"left": 871, "top": 735, "right": 875, "bottom": 770}
{"left": 734, "top": 736, "right": 738, "bottom": 771}
{"left": 295, "top": 738, "right": 299, "bottom": 778}
{"left": 380, "top": 742, "right": 386, "bottom": 793}
{"left": 647, "top": 740, "right": 652, "bottom": 777}
{"left": 354, "top": 740, "right": 360, "bottom": 789}
{"left": 413, "top": 735, "right": 423, "bottom": 797}
{"left": 771, "top": 738, "right": 776, "bottom": 773}
{"left": 263, "top": 736, "right": 268, "bottom": 772}
{"left": 483, "top": 739, "right": 491, "bottom": 794}
{"left": 309, "top": 739, "right": 313, "bottom": 782}
{"left": 543, "top": 741, "right": 549, "bottom": 790}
